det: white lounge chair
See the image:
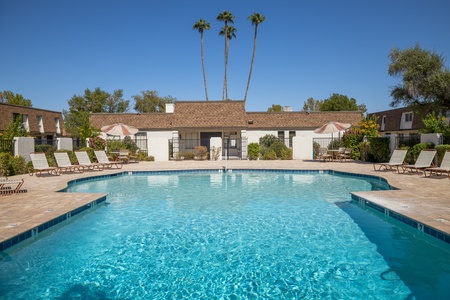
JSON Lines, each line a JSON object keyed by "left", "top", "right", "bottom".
{"left": 54, "top": 152, "right": 84, "bottom": 173}
{"left": 94, "top": 150, "right": 123, "bottom": 169}
{"left": 373, "top": 149, "right": 407, "bottom": 172}
{"left": 75, "top": 151, "right": 104, "bottom": 171}
{"left": 400, "top": 149, "right": 436, "bottom": 174}
{"left": 0, "top": 174, "right": 26, "bottom": 195}
{"left": 29, "top": 153, "right": 61, "bottom": 177}
{"left": 425, "top": 150, "right": 450, "bottom": 179}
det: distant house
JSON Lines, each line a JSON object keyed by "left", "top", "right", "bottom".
{"left": 369, "top": 107, "right": 425, "bottom": 136}
{"left": 0, "top": 103, "right": 65, "bottom": 144}
{"left": 90, "top": 100, "right": 361, "bottom": 160}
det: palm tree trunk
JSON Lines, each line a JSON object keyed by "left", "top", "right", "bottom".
{"left": 225, "top": 37, "right": 229, "bottom": 100}
{"left": 200, "top": 32, "right": 208, "bottom": 101}
{"left": 244, "top": 25, "right": 258, "bottom": 102}
{"left": 222, "top": 32, "right": 227, "bottom": 100}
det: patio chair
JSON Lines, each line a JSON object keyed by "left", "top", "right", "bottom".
{"left": 29, "top": 153, "right": 61, "bottom": 177}
{"left": 0, "top": 174, "right": 27, "bottom": 195}
{"left": 399, "top": 149, "right": 437, "bottom": 175}
{"left": 338, "top": 148, "right": 352, "bottom": 162}
{"left": 425, "top": 150, "right": 450, "bottom": 179}
{"left": 54, "top": 152, "right": 84, "bottom": 174}
{"left": 317, "top": 147, "right": 332, "bottom": 162}
{"left": 75, "top": 151, "right": 104, "bottom": 171}
{"left": 373, "top": 149, "right": 407, "bottom": 172}
{"left": 118, "top": 149, "right": 130, "bottom": 164}
{"left": 94, "top": 150, "right": 123, "bottom": 169}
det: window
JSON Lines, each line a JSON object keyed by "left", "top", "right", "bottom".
{"left": 54, "top": 117, "right": 61, "bottom": 134}
{"left": 404, "top": 112, "right": 413, "bottom": 122}
{"left": 37, "top": 115, "right": 44, "bottom": 133}
{"left": 400, "top": 112, "right": 413, "bottom": 130}
{"left": 289, "top": 131, "right": 296, "bottom": 147}
{"left": 381, "top": 115, "right": 386, "bottom": 131}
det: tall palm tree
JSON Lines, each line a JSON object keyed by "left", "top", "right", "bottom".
{"left": 216, "top": 11, "right": 235, "bottom": 100}
{"left": 219, "top": 25, "right": 237, "bottom": 101}
{"left": 244, "top": 13, "right": 266, "bottom": 102}
{"left": 192, "top": 19, "right": 211, "bottom": 101}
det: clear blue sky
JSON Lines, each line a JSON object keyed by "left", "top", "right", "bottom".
{"left": 1, "top": 0, "right": 449, "bottom": 114}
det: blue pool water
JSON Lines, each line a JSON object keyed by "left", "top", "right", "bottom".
{"left": 0, "top": 171, "right": 449, "bottom": 299}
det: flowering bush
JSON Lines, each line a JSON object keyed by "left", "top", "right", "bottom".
{"left": 421, "top": 112, "right": 450, "bottom": 135}
{"left": 359, "top": 115, "right": 379, "bottom": 138}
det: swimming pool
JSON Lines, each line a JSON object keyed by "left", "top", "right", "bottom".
{"left": 1, "top": 171, "right": 449, "bottom": 299}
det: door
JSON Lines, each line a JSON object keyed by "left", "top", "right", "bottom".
{"left": 200, "top": 132, "right": 221, "bottom": 151}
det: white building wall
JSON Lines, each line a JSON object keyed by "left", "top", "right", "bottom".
{"left": 242, "top": 130, "right": 278, "bottom": 144}
{"left": 148, "top": 137, "right": 169, "bottom": 161}
{"left": 57, "top": 137, "right": 73, "bottom": 151}
{"left": 13, "top": 137, "right": 35, "bottom": 162}
{"left": 146, "top": 131, "right": 173, "bottom": 161}
{"left": 293, "top": 136, "right": 313, "bottom": 160}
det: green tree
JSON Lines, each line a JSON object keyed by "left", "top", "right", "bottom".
{"left": 105, "top": 89, "right": 130, "bottom": 113}
{"left": 244, "top": 12, "right": 266, "bottom": 102}
{"left": 388, "top": 44, "right": 450, "bottom": 111}
{"left": 193, "top": 19, "right": 211, "bottom": 101}
{"left": 420, "top": 112, "right": 450, "bottom": 135}
{"left": 64, "top": 87, "right": 128, "bottom": 138}
{"left": 217, "top": 11, "right": 235, "bottom": 100}
{"left": 302, "top": 97, "right": 323, "bottom": 112}
{"left": 0, "top": 90, "right": 32, "bottom": 107}
{"left": 132, "top": 90, "right": 176, "bottom": 113}
{"left": 2, "top": 116, "right": 29, "bottom": 140}
{"left": 320, "top": 93, "right": 366, "bottom": 113}
{"left": 267, "top": 104, "right": 283, "bottom": 112}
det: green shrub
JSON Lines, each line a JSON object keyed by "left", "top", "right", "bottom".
{"left": 368, "top": 137, "right": 390, "bottom": 163}
{"left": 11, "top": 155, "right": 27, "bottom": 175}
{"left": 0, "top": 153, "right": 27, "bottom": 176}
{"left": 359, "top": 142, "right": 372, "bottom": 162}
{"left": 328, "top": 139, "right": 344, "bottom": 150}
{"left": 0, "top": 152, "right": 14, "bottom": 176}
{"left": 178, "top": 152, "right": 195, "bottom": 160}
{"left": 259, "top": 134, "right": 278, "bottom": 148}
{"left": 342, "top": 128, "right": 364, "bottom": 159}
{"left": 280, "top": 148, "right": 293, "bottom": 160}
{"left": 313, "top": 141, "right": 320, "bottom": 159}
{"left": 269, "top": 140, "right": 287, "bottom": 158}
{"left": 35, "top": 144, "right": 57, "bottom": 156}
{"left": 88, "top": 137, "right": 107, "bottom": 150}
{"left": 263, "top": 150, "right": 277, "bottom": 160}
{"left": 122, "top": 136, "right": 139, "bottom": 153}
{"left": 248, "top": 143, "right": 260, "bottom": 160}
{"left": 435, "top": 144, "right": 450, "bottom": 165}
{"left": 406, "top": 142, "right": 435, "bottom": 164}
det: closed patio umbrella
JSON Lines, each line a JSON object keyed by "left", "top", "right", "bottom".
{"left": 101, "top": 123, "right": 138, "bottom": 136}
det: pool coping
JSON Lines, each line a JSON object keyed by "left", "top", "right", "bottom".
{"left": 2, "top": 166, "right": 449, "bottom": 252}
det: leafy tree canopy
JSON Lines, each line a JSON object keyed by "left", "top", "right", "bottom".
{"left": 320, "top": 93, "right": 366, "bottom": 113}
{"left": 267, "top": 104, "right": 283, "bottom": 112}
{"left": 302, "top": 97, "right": 322, "bottom": 112}
{"left": 67, "top": 87, "right": 129, "bottom": 114}
{"left": 64, "top": 87, "right": 128, "bottom": 138}
{"left": 133, "top": 90, "right": 176, "bottom": 113}
{"left": 0, "top": 90, "right": 32, "bottom": 107}
{"left": 388, "top": 44, "right": 450, "bottom": 111}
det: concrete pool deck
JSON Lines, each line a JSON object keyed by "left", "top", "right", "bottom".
{"left": 1, "top": 159, "right": 450, "bottom": 249}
